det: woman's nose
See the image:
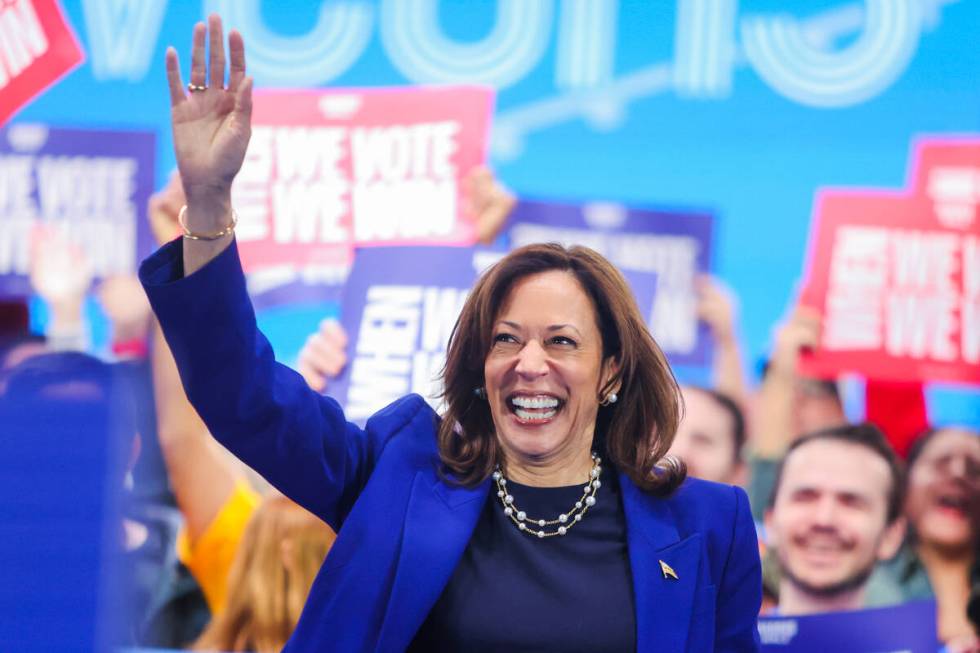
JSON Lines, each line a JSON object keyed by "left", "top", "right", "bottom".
{"left": 515, "top": 340, "right": 548, "bottom": 378}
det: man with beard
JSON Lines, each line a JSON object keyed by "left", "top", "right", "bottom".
{"left": 764, "top": 423, "right": 906, "bottom": 615}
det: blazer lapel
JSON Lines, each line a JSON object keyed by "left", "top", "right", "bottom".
{"left": 620, "top": 473, "right": 702, "bottom": 653}
{"left": 376, "top": 469, "right": 490, "bottom": 652}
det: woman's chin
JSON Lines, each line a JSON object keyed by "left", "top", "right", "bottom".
{"left": 499, "top": 417, "right": 570, "bottom": 459}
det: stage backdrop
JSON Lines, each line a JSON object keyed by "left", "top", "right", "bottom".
{"left": 11, "top": 0, "right": 980, "bottom": 421}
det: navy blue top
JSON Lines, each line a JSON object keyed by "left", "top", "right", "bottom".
{"left": 410, "top": 466, "right": 636, "bottom": 652}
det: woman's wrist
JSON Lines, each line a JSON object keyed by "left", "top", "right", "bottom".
{"left": 183, "top": 191, "right": 233, "bottom": 233}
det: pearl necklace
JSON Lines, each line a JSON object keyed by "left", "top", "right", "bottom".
{"left": 492, "top": 453, "right": 602, "bottom": 539}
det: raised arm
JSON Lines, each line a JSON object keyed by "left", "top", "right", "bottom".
{"left": 142, "top": 16, "right": 392, "bottom": 531}
{"left": 696, "top": 275, "right": 749, "bottom": 409}
{"left": 753, "top": 307, "right": 821, "bottom": 458}
{"left": 164, "top": 14, "right": 251, "bottom": 276}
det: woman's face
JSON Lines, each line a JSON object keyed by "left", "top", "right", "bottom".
{"left": 905, "top": 428, "right": 980, "bottom": 552}
{"left": 484, "top": 270, "right": 615, "bottom": 465}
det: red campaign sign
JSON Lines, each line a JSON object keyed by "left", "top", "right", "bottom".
{"left": 0, "top": 0, "right": 84, "bottom": 125}
{"left": 232, "top": 85, "right": 495, "bottom": 286}
{"left": 907, "top": 136, "right": 980, "bottom": 231}
{"left": 800, "top": 189, "right": 980, "bottom": 384}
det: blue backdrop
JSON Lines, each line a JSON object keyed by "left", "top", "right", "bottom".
{"left": 15, "top": 0, "right": 980, "bottom": 422}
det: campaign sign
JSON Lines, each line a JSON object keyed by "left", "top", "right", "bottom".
{"left": 329, "top": 246, "right": 502, "bottom": 423}
{"left": 233, "top": 85, "right": 494, "bottom": 303}
{"left": 0, "top": 0, "right": 84, "bottom": 125}
{"left": 907, "top": 136, "right": 980, "bottom": 232}
{"left": 801, "top": 189, "right": 980, "bottom": 384}
{"left": 505, "top": 200, "right": 714, "bottom": 366}
{"left": 758, "top": 601, "right": 937, "bottom": 652}
{"left": 0, "top": 123, "right": 155, "bottom": 297}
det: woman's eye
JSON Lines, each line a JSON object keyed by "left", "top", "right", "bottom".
{"left": 493, "top": 333, "right": 517, "bottom": 344}
{"left": 550, "top": 336, "right": 576, "bottom": 346}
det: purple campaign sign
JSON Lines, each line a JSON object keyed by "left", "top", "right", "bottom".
{"left": 0, "top": 123, "right": 155, "bottom": 298}
{"left": 506, "top": 200, "right": 714, "bottom": 366}
{"left": 759, "top": 601, "right": 938, "bottom": 653}
{"left": 329, "top": 245, "right": 503, "bottom": 423}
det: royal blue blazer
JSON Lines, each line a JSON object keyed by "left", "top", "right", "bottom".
{"left": 140, "top": 239, "right": 762, "bottom": 653}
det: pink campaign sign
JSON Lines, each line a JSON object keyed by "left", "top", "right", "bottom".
{"left": 800, "top": 181, "right": 980, "bottom": 384}
{"left": 231, "top": 85, "right": 495, "bottom": 287}
{"left": 0, "top": 0, "right": 84, "bottom": 126}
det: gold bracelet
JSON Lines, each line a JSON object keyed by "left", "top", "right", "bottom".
{"left": 178, "top": 205, "right": 238, "bottom": 241}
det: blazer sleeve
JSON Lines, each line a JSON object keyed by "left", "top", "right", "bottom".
{"left": 715, "top": 485, "right": 763, "bottom": 652}
{"left": 139, "top": 238, "right": 413, "bottom": 532}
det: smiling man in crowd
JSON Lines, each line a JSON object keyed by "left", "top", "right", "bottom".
{"left": 764, "top": 423, "right": 907, "bottom": 615}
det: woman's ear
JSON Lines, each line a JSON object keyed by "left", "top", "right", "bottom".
{"left": 600, "top": 356, "right": 621, "bottom": 398}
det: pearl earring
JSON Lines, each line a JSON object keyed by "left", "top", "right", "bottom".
{"left": 601, "top": 392, "right": 618, "bottom": 406}
{"left": 474, "top": 387, "right": 486, "bottom": 399}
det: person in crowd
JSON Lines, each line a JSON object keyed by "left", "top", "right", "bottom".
{"left": 152, "top": 316, "right": 337, "bottom": 644}
{"left": 747, "top": 306, "right": 846, "bottom": 520}
{"left": 669, "top": 385, "right": 746, "bottom": 485}
{"left": 191, "top": 496, "right": 335, "bottom": 652}
{"left": 664, "top": 275, "right": 749, "bottom": 486}
{"left": 148, "top": 171, "right": 337, "bottom": 651}
{"left": 0, "top": 351, "right": 209, "bottom": 647}
{"left": 874, "top": 427, "right": 980, "bottom": 650}
{"left": 28, "top": 226, "right": 94, "bottom": 352}
{"left": 142, "top": 15, "right": 762, "bottom": 651}
{"left": 763, "top": 423, "right": 906, "bottom": 615}
{"left": 696, "top": 274, "right": 750, "bottom": 411}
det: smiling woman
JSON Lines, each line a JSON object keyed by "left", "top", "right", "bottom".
{"left": 439, "top": 244, "right": 684, "bottom": 496}
{"left": 141, "top": 14, "right": 763, "bottom": 652}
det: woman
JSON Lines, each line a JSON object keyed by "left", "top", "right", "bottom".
{"left": 192, "top": 496, "right": 335, "bottom": 652}
{"left": 885, "top": 427, "right": 980, "bottom": 651}
{"left": 143, "top": 15, "right": 761, "bottom": 651}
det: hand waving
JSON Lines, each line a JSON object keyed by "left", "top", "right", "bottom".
{"left": 165, "top": 14, "right": 252, "bottom": 225}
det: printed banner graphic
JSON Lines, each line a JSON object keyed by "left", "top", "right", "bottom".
{"left": 0, "top": 0, "right": 84, "bottom": 125}
{"left": 505, "top": 200, "right": 714, "bottom": 366}
{"left": 0, "top": 123, "right": 155, "bottom": 297}
{"left": 233, "top": 85, "right": 494, "bottom": 303}
{"left": 328, "top": 245, "right": 503, "bottom": 423}
{"left": 802, "top": 136, "right": 980, "bottom": 384}
{"left": 758, "top": 601, "right": 937, "bottom": 652}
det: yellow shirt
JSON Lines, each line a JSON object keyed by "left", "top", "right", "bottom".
{"left": 176, "top": 481, "right": 261, "bottom": 615}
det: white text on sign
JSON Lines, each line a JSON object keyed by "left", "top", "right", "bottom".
{"left": 823, "top": 226, "right": 980, "bottom": 364}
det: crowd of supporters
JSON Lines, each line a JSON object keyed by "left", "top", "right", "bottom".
{"left": 0, "top": 170, "right": 977, "bottom": 652}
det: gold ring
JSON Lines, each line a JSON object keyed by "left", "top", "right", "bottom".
{"left": 187, "top": 82, "right": 208, "bottom": 93}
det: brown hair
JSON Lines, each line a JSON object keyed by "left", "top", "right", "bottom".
{"left": 438, "top": 242, "right": 685, "bottom": 495}
{"left": 768, "top": 422, "right": 905, "bottom": 524}
{"left": 193, "top": 496, "right": 335, "bottom": 652}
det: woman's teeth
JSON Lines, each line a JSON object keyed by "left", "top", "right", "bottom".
{"left": 511, "top": 396, "right": 559, "bottom": 409}
{"left": 515, "top": 408, "right": 557, "bottom": 421}
{"left": 510, "top": 395, "right": 560, "bottom": 421}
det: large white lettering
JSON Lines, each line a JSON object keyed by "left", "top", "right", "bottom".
{"left": 0, "top": 0, "right": 49, "bottom": 89}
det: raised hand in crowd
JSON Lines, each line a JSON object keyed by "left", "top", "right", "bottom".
{"left": 29, "top": 225, "right": 93, "bottom": 351}
{"left": 165, "top": 14, "right": 252, "bottom": 275}
{"left": 96, "top": 275, "right": 152, "bottom": 355}
{"left": 464, "top": 165, "right": 516, "bottom": 245}
{"left": 696, "top": 274, "right": 749, "bottom": 410}
{"left": 147, "top": 169, "right": 186, "bottom": 246}
{"left": 754, "top": 305, "right": 824, "bottom": 460}
{"left": 296, "top": 318, "right": 348, "bottom": 393}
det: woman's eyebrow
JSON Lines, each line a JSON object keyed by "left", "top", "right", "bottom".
{"left": 547, "top": 324, "right": 583, "bottom": 336}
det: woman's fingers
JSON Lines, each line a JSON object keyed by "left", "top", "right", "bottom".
{"left": 234, "top": 76, "right": 253, "bottom": 125}
{"left": 227, "top": 29, "right": 245, "bottom": 91}
{"left": 189, "top": 21, "right": 207, "bottom": 88}
{"left": 165, "top": 47, "right": 186, "bottom": 107}
{"left": 207, "top": 13, "right": 225, "bottom": 88}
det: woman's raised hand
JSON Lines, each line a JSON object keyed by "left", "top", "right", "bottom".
{"left": 165, "top": 14, "right": 251, "bottom": 229}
